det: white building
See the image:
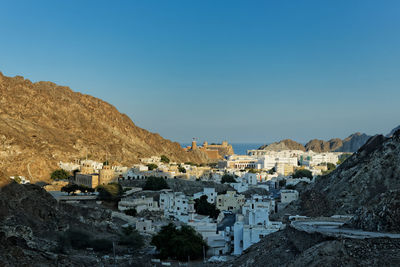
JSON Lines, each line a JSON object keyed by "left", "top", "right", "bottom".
{"left": 188, "top": 221, "right": 229, "bottom": 256}
{"left": 193, "top": 188, "right": 217, "bottom": 204}
{"left": 280, "top": 189, "right": 299, "bottom": 204}
{"left": 231, "top": 182, "right": 249, "bottom": 193}
{"left": 233, "top": 196, "right": 282, "bottom": 255}
{"left": 243, "top": 173, "right": 267, "bottom": 185}
{"left": 136, "top": 219, "right": 153, "bottom": 233}
{"left": 140, "top": 156, "right": 161, "bottom": 164}
{"left": 118, "top": 195, "right": 159, "bottom": 213}
{"left": 159, "top": 190, "right": 190, "bottom": 222}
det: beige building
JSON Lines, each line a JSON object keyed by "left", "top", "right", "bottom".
{"left": 75, "top": 173, "right": 99, "bottom": 188}
{"left": 99, "top": 164, "right": 116, "bottom": 184}
{"left": 80, "top": 163, "right": 94, "bottom": 174}
{"left": 216, "top": 191, "right": 245, "bottom": 212}
{"left": 276, "top": 163, "right": 294, "bottom": 176}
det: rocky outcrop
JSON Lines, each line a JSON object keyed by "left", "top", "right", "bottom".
{"left": 0, "top": 72, "right": 209, "bottom": 182}
{"left": 387, "top": 125, "right": 400, "bottom": 137}
{"left": 259, "top": 139, "right": 306, "bottom": 151}
{"left": 335, "top": 132, "right": 371, "bottom": 152}
{"left": 305, "top": 138, "right": 343, "bottom": 153}
{"left": 0, "top": 181, "right": 156, "bottom": 266}
{"left": 221, "top": 227, "right": 400, "bottom": 267}
{"left": 349, "top": 190, "right": 400, "bottom": 232}
{"left": 259, "top": 133, "right": 371, "bottom": 153}
{"left": 276, "top": 130, "right": 400, "bottom": 233}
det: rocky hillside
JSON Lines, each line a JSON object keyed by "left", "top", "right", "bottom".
{"left": 0, "top": 72, "right": 208, "bottom": 182}
{"left": 279, "top": 130, "right": 400, "bottom": 232}
{"left": 0, "top": 181, "right": 151, "bottom": 266}
{"left": 305, "top": 138, "right": 343, "bottom": 153}
{"left": 337, "top": 132, "right": 371, "bottom": 152}
{"left": 259, "top": 139, "right": 306, "bottom": 151}
{"left": 224, "top": 129, "right": 400, "bottom": 267}
{"left": 221, "top": 227, "right": 400, "bottom": 267}
{"left": 259, "top": 133, "right": 371, "bottom": 153}
{"left": 387, "top": 125, "right": 400, "bottom": 137}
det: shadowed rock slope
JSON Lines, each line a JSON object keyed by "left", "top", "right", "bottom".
{"left": 0, "top": 72, "right": 208, "bottom": 182}
{"left": 275, "top": 130, "right": 400, "bottom": 232}
{"left": 0, "top": 182, "right": 151, "bottom": 266}
{"left": 220, "top": 227, "right": 400, "bottom": 267}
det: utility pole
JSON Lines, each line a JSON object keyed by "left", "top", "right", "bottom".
{"left": 113, "top": 241, "right": 116, "bottom": 266}
{"left": 203, "top": 245, "right": 206, "bottom": 263}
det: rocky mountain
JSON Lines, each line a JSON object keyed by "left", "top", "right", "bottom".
{"left": 279, "top": 130, "right": 400, "bottom": 232}
{"left": 224, "top": 130, "right": 400, "bottom": 266}
{"left": 304, "top": 138, "right": 343, "bottom": 153}
{"left": 0, "top": 181, "right": 150, "bottom": 266}
{"left": 259, "top": 139, "right": 306, "bottom": 151}
{"left": 259, "top": 133, "right": 371, "bottom": 153}
{"left": 387, "top": 125, "right": 400, "bottom": 137}
{"left": 0, "top": 72, "right": 208, "bottom": 182}
{"left": 336, "top": 132, "right": 371, "bottom": 152}
{"left": 221, "top": 227, "right": 400, "bottom": 267}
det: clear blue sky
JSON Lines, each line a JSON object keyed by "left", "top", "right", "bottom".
{"left": 1, "top": 0, "right": 399, "bottom": 143}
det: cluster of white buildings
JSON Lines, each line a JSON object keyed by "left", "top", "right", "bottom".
{"left": 118, "top": 184, "right": 298, "bottom": 257}
{"left": 217, "top": 150, "right": 342, "bottom": 177}
{"left": 233, "top": 195, "right": 283, "bottom": 254}
{"left": 112, "top": 149, "right": 347, "bottom": 258}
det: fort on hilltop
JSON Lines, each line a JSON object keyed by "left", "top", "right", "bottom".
{"left": 184, "top": 139, "right": 234, "bottom": 160}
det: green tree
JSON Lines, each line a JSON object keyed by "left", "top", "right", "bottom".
{"left": 194, "top": 195, "right": 220, "bottom": 219}
{"left": 151, "top": 223, "right": 208, "bottom": 261}
{"left": 124, "top": 208, "right": 137, "bottom": 217}
{"left": 327, "top": 163, "right": 336, "bottom": 171}
{"left": 51, "top": 169, "right": 70, "bottom": 180}
{"left": 119, "top": 226, "right": 144, "bottom": 250}
{"left": 337, "top": 153, "right": 352, "bottom": 165}
{"left": 160, "top": 155, "right": 170, "bottom": 164}
{"left": 143, "top": 176, "right": 170, "bottom": 191}
{"left": 78, "top": 184, "right": 91, "bottom": 194}
{"left": 147, "top": 163, "right": 158, "bottom": 171}
{"left": 61, "top": 183, "right": 79, "bottom": 195}
{"left": 96, "top": 183, "right": 123, "bottom": 200}
{"left": 221, "top": 174, "right": 236, "bottom": 183}
{"left": 178, "top": 166, "right": 186, "bottom": 173}
{"left": 268, "top": 167, "right": 276, "bottom": 174}
{"left": 292, "top": 169, "right": 313, "bottom": 179}
{"left": 13, "top": 176, "right": 22, "bottom": 184}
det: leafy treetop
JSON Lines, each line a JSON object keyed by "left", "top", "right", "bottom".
{"left": 151, "top": 223, "right": 208, "bottom": 261}
{"left": 160, "top": 155, "right": 170, "bottom": 164}
{"left": 292, "top": 169, "right": 313, "bottom": 179}
{"left": 143, "top": 176, "right": 170, "bottom": 191}
{"left": 221, "top": 174, "right": 236, "bottom": 183}
{"left": 51, "top": 169, "right": 70, "bottom": 180}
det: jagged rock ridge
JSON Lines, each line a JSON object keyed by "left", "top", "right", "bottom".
{"left": 280, "top": 130, "right": 400, "bottom": 232}
{"left": 0, "top": 72, "right": 208, "bottom": 182}
{"left": 259, "top": 133, "right": 372, "bottom": 153}
{"left": 259, "top": 139, "right": 306, "bottom": 151}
